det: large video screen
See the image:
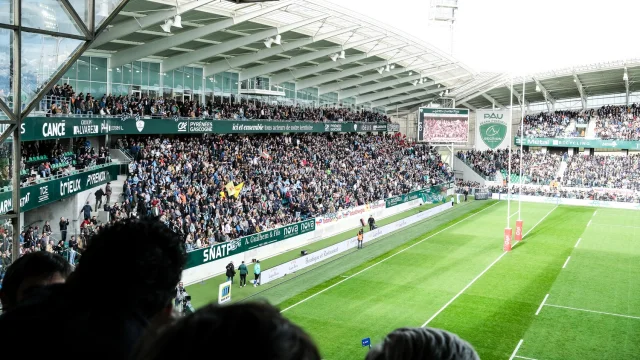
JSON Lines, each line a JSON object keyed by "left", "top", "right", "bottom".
{"left": 418, "top": 108, "right": 469, "bottom": 143}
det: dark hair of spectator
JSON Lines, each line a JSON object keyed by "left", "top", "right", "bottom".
{"left": 133, "top": 302, "right": 321, "bottom": 360}
{"left": 365, "top": 327, "right": 480, "bottom": 360}
{"left": 66, "top": 217, "right": 186, "bottom": 318}
{"left": 0, "top": 251, "right": 72, "bottom": 311}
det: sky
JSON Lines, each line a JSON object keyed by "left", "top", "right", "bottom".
{"left": 330, "top": 0, "right": 640, "bottom": 75}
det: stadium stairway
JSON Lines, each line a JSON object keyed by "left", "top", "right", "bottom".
{"left": 453, "top": 156, "right": 487, "bottom": 186}
{"left": 563, "top": 119, "right": 576, "bottom": 136}
{"left": 587, "top": 118, "right": 597, "bottom": 137}
{"left": 495, "top": 170, "right": 504, "bottom": 185}
{"left": 555, "top": 160, "right": 568, "bottom": 181}
{"left": 93, "top": 174, "right": 127, "bottom": 223}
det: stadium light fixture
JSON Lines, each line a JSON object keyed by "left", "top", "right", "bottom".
{"left": 439, "top": 92, "right": 444, "bottom": 97}
{"left": 173, "top": 14, "right": 182, "bottom": 28}
{"left": 264, "top": 38, "right": 274, "bottom": 48}
{"left": 623, "top": 72, "right": 629, "bottom": 81}
{"left": 160, "top": 19, "right": 174, "bottom": 33}
{"left": 329, "top": 53, "right": 339, "bottom": 62}
{"left": 377, "top": 67, "right": 384, "bottom": 74}
{"left": 390, "top": 64, "right": 395, "bottom": 70}
{"left": 445, "top": 89, "right": 449, "bottom": 95}
{"left": 408, "top": 71, "right": 413, "bottom": 75}
{"left": 412, "top": 80, "right": 418, "bottom": 86}
{"left": 535, "top": 84, "right": 541, "bottom": 92}
{"left": 385, "top": 64, "right": 390, "bottom": 72}
{"left": 274, "top": 34, "right": 282, "bottom": 45}
{"left": 437, "top": 84, "right": 441, "bottom": 88}
{"left": 338, "top": 50, "right": 346, "bottom": 59}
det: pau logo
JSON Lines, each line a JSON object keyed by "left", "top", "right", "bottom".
{"left": 135, "top": 119, "right": 145, "bottom": 132}
{"left": 479, "top": 112, "right": 507, "bottom": 149}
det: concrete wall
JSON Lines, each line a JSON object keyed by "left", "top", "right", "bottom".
{"left": 453, "top": 156, "right": 487, "bottom": 186}
{"left": 24, "top": 186, "right": 98, "bottom": 238}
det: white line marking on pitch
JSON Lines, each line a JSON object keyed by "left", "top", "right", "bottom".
{"left": 280, "top": 202, "right": 501, "bottom": 313}
{"left": 535, "top": 294, "right": 549, "bottom": 315}
{"left": 421, "top": 206, "right": 558, "bottom": 327}
{"left": 575, "top": 238, "right": 582, "bottom": 248}
{"left": 514, "top": 356, "right": 539, "bottom": 360}
{"left": 593, "top": 210, "right": 597, "bottom": 216}
{"left": 587, "top": 220, "right": 592, "bottom": 227}
{"left": 509, "top": 211, "right": 520, "bottom": 219}
{"left": 562, "top": 256, "right": 571, "bottom": 269}
{"left": 544, "top": 304, "right": 640, "bottom": 320}
{"left": 589, "top": 223, "right": 640, "bottom": 229}
{"left": 340, "top": 275, "right": 349, "bottom": 278}
{"left": 508, "top": 339, "right": 524, "bottom": 360}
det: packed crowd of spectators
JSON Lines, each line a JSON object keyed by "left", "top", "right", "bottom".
{"left": 518, "top": 110, "right": 588, "bottom": 138}
{"left": 455, "top": 179, "right": 481, "bottom": 190}
{"left": 563, "top": 154, "right": 640, "bottom": 190}
{"left": 117, "top": 133, "right": 452, "bottom": 250}
{"left": 488, "top": 185, "right": 640, "bottom": 203}
{"left": 594, "top": 104, "right": 640, "bottom": 140}
{"left": 47, "top": 84, "right": 391, "bottom": 123}
{"left": 457, "top": 149, "right": 563, "bottom": 184}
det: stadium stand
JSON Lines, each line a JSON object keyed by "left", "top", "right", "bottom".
{"left": 593, "top": 104, "right": 640, "bottom": 140}
{"left": 119, "top": 133, "right": 452, "bottom": 250}
{"left": 563, "top": 154, "right": 640, "bottom": 190}
{"left": 518, "top": 110, "right": 589, "bottom": 138}
{"left": 457, "top": 149, "right": 562, "bottom": 184}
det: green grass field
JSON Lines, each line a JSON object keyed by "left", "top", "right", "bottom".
{"left": 188, "top": 201, "right": 640, "bottom": 360}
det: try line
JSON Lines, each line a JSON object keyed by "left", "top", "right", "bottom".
{"left": 421, "top": 206, "right": 558, "bottom": 327}
{"left": 280, "top": 202, "right": 501, "bottom": 313}
{"left": 543, "top": 303, "right": 640, "bottom": 320}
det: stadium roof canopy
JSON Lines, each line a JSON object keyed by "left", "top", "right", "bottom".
{"left": 91, "top": 0, "right": 475, "bottom": 109}
{"left": 449, "top": 59, "right": 640, "bottom": 113}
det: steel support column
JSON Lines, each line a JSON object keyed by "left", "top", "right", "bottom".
{"left": 573, "top": 73, "right": 587, "bottom": 110}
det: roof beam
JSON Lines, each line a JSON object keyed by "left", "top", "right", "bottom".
{"left": 385, "top": 96, "right": 441, "bottom": 110}
{"left": 532, "top": 77, "right": 555, "bottom": 112}
{"left": 319, "top": 62, "right": 454, "bottom": 94}
{"left": 239, "top": 34, "right": 385, "bottom": 80}
{"left": 481, "top": 93, "right": 504, "bottom": 108}
{"left": 624, "top": 66, "right": 630, "bottom": 106}
{"left": 509, "top": 84, "right": 529, "bottom": 109}
{"left": 92, "top": 0, "right": 221, "bottom": 48}
{"left": 457, "top": 83, "right": 501, "bottom": 104}
{"left": 296, "top": 52, "right": 427, "bottom": 90}
{"left": 269, "top": 43, "right": 406, "bottom": 85}
{"left": 203, "top": 25, "right": 360, "bottom": 76}
{"left": 573, "top": 72, "right": 587, "bottom": 110}
{"left": 109, "top": 0, "right": 295, "bottom": 68}
{"left": 356, "top": 74, "right": 468, "bottom": 106}
{"left": 161, "top": 15, "right": 329, "bottom": 73}
{"left": 340, "top": 69, "right": 462, "bottom": 99}
{"left": 460, "top": 102, "right": 477, "bottom": 111}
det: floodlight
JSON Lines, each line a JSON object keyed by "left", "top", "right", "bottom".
{"left": 329, "top": 53, "right": 339, "bottom": 62}
{"left": 160, "top": 19, "right": 174, "bottom": 33}
{"left": 377, "top": 67, "right": 384, "bottom": 74}
{"left": 173, "top": 14, "right": 182, "bottom": 28}
{"left": 274, "top": 34, "right": 281, "bottom": 45}
{"left": 264, "top": 38, "right": 274, "bottom": 48}
{"left": 338, "top": 50, "right": 345, "bottom": 59}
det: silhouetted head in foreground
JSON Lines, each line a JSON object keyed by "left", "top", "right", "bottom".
{"left": 134, "top": 302, "right": 321, "bottom": 360}
{"left": 365, "top": 327, "right": 480, "bottom": 360}
{"left": 0, "top": 251, "right": 72, "bottom": 311}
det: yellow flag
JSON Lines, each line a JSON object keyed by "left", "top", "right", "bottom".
{"left": 234, "top": 182, "right": 244, "bottom": 198}
{"left": 225, "top": 181, "right": 236, "bottom": 197}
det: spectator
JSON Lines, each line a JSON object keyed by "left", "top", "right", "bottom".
{"left": 132, "top": 302, "right": 321, "bottom": 360}
{"left": 0, "top": 252, "right": 72, "bottom": 312}
{"left": 95, "top": 187, "right": 105, "bottom": 210}
{"left": 225, "top": 261, "right": 235, "bottom": 284}
{"left": 254, "top": 260, "right": 261, "bottom": 287}
{"left": 238, "top": 261, "right": 248, "bottom": 287}
{"left": 58, "top": 217, "right": 69, "bottom": 242}
{"left": 80, "top": 201, "right": 92, "bottom": 220}
{"left": 0, "top": 218, "right": 187, "bottom": 359}
{"left": 365, "top": 327, "right": 479, "bottom": 360}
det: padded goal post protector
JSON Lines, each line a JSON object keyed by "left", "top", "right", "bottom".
{"left": 515, "top": 220, "right": 523, "bottom": 242}
{"left": 504, "top": 228, "right": 512, "bottom": 252}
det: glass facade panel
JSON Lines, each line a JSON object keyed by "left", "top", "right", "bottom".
{"left": 193, "top": 68, "right": 203, "bottom": 92}
{"left": 91, "top": 57, "right": 107, "bottom": 83}
{"left": 132, "top": 61, "right": 142, "bottom": 86}
{"left": 77, "top": 56, "right": 90, "bottom": 81}
{"left": 149, "top": 62, "right": 160, "bottom": 87}
{"left": 22, "top": 0, "right": 82, "bottom": 35}
{"left": 173, "top": 69, "right": 183, "bottom": 91}
{"left": 141, "top": 62, "right": 149, "bottom": 88}
{"left": 0, "top": 0, "right": 12, "bottom": 25}
{"left": 0, "top": 29, "right": 11, "bottom": 101}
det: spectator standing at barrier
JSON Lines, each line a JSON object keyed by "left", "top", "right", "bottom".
{"left": 94, "top": 188, "right": 104, "bottom": 211}
{"left": 105, "top": 182, "right": 112, "bottom": 206}
{"left": 58, "top": 217, "right": 69, "bottom": 242}
{"left": 253, "top": 260, "right": 261, "bottom": 287}
{"left": 357, "top": 229, "right": 364, "bottom": 249}
{"left": 80, "top": 201, "right": 92, "bottom": 221}
{"left": 368, "top": 215, "right": 376, "bottom": 231}
{"left": 238, "top": 261, "right": 248, "bottom": 287}
{"left": 225, "top": 261, "right": 235, "bottom": 284}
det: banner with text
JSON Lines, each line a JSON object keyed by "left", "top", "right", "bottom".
{"left": 515, "top": 137, "right": 640, "bottom": 150}
{"left": 12, "top": 118, "right": 392, "bottom": 141}
{"left": 418, "top": 108, "right": 469, "bottom": 143}
{"left": 0, "top": 164, "right": 118, "bottom": 214}
{"left": 475, "top": 110, "right": 509, "bottom": 150}
{"left": 385, "top": 184, "right": 451, "bottom": 208}
{"left": 185, "top": 219, "right": 315, "bottom": 269}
